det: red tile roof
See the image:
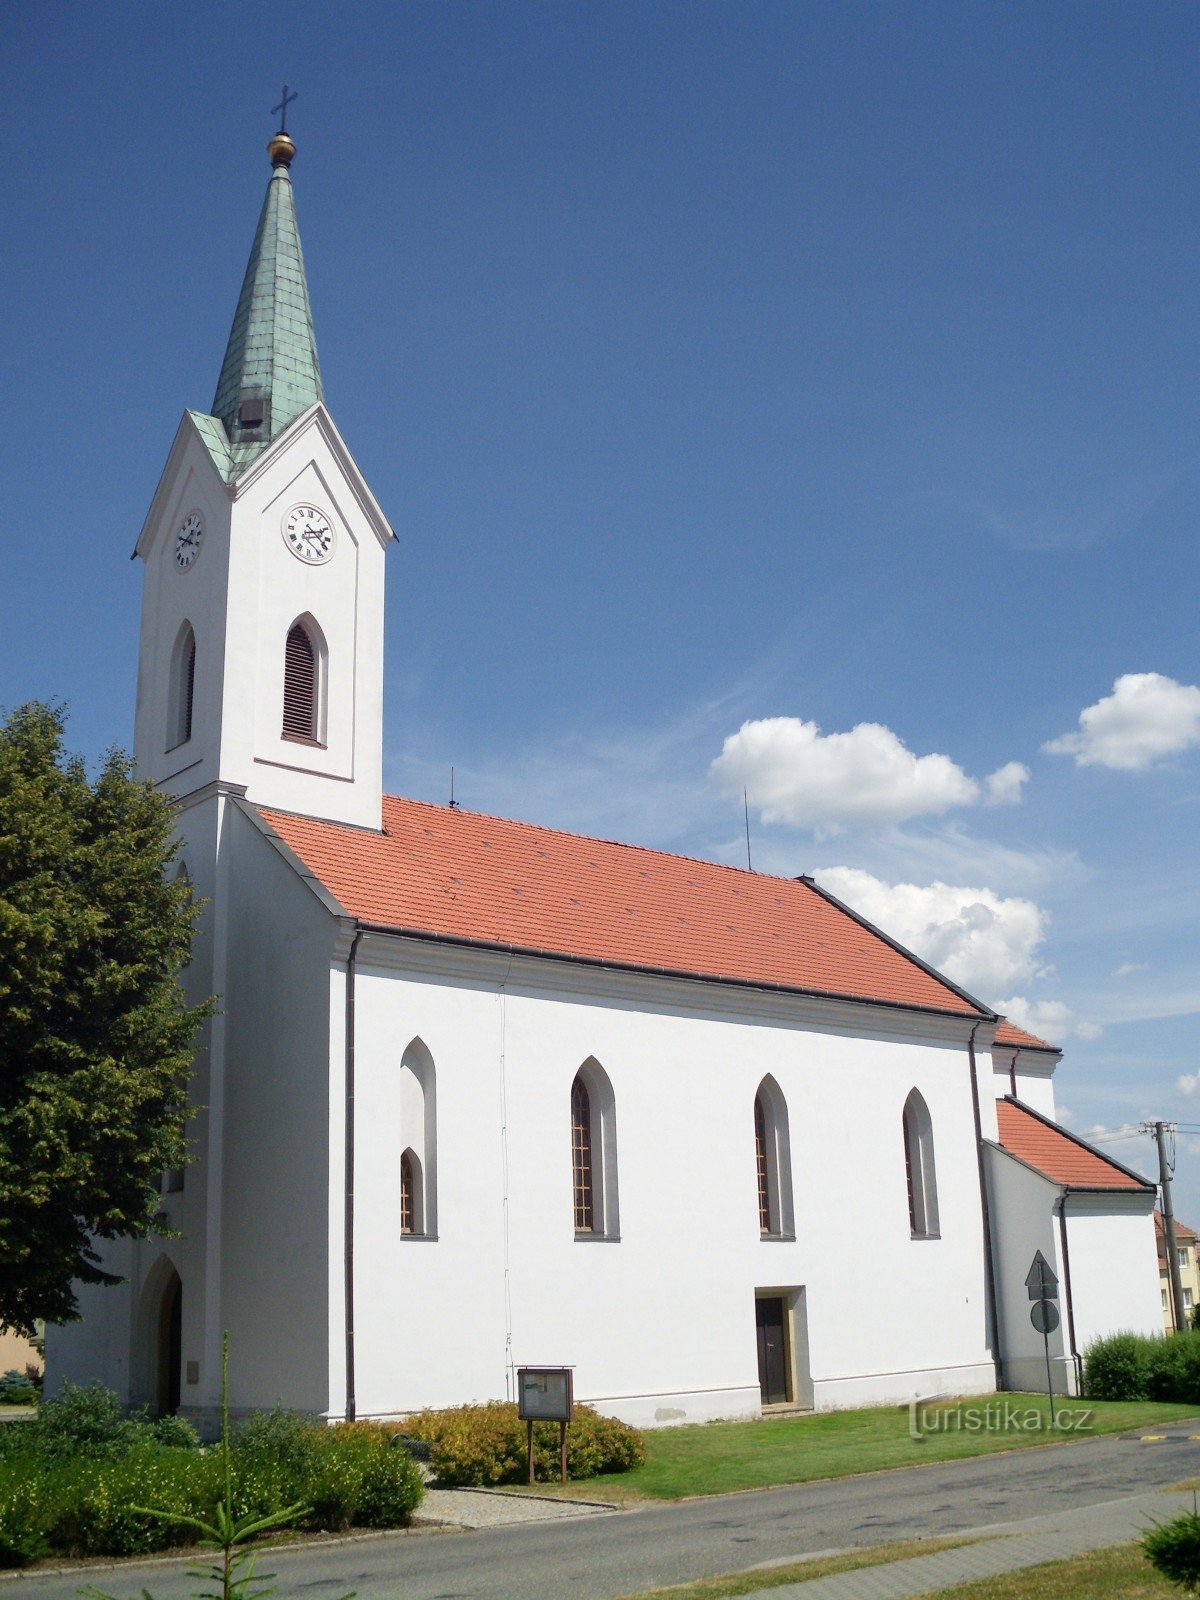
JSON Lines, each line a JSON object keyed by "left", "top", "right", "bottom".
{"left": 1155, "top": 1210, "right": 1197, "bottom": 1245}
{"left": 996, "top": 1099, "right": 1152, "bottom": 1191}
{"left": 995, "top": 1019, "right": 1061, "bottom": 1053}
{"left": 260, "top": 796, "right": 988, "bottom": 1018}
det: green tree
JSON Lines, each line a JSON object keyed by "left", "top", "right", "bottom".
{"left": 0, "top": 703, "right": 209, "bottom": 1336}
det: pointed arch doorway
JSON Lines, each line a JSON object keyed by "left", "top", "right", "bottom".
{"left": 153, "top": 1266, "right": 183, "bottom": 1417}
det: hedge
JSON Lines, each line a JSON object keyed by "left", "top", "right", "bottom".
{"left": 1083, "top": 1329, "right": 1200, "bottom": 1404}
{"left": 0, "top": 1386, "right": 423, "bottom": 1568}
{"left": 401, "top": 1400, "right": 645, "bottom": 1486}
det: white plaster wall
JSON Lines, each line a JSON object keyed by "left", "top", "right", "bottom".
{"left": 1012, "top": 1071, "right": 1057, "bottom": 1119}
{"left": 983, "top": 1145, "right": 1072, "bottom": 1395}
{"left": 349, "top": 942, "right": 996, "bottom": 1427}
{"left": 217, "top": 805, "right": 340, "bottom": 1413}
{"left": 1064, "top": 1196, "right": 1161, "bottom": 1347}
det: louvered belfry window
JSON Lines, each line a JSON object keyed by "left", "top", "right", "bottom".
{"left": 282, "top": 624, "right": 317, "bottom": 742}
{"left": 571, "top": 1076, "right": 594, "bottom": 1233}
{"left": 182, "top": 635, "right": 196, "bottom": 744}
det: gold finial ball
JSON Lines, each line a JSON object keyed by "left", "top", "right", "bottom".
{"left": 268, "top": 132, "right": 296, "bottom": 168}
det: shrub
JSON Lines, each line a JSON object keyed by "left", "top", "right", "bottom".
{"left": 0, "top": 1389, "right": 423, "bottom": 1568}
{"left": 403, "top": 1400, "right": 645, "bottom": 1487}
{"left": 149, "top": 1412, "right": 201, "bottom": 1450}
{"left": 228, "top": 1414, "right": 421, "bottom": 1532}
{"left": 1083, "top": 1332, "right": 1151, "bottom": 1400}
{"left": 0, "top": 1371, "right": 37, "bottom": 1406}
{"left": 1146, "top": 1334, "right": 1200, "bottom": 1405}
{"left": 1144, "top": 1503, "right": 1200, "bottom": 1593}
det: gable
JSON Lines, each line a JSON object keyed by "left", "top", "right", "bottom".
{"left": 258, "top": 795, "right": 991, "bottom": 1018}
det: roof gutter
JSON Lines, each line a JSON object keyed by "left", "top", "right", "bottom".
{"left": 346, "top": 921, "right": 993, "bottom": 1029}
{"left": 1056, "top": 1192, "right": 1082, "bottom": 1394}
{"left": 967, "top": 1019, "right": 1003, "bottom": 1389}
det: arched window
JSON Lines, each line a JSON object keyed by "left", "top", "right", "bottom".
{"left": 753, "top": 1076, "right": 795, "bottom": 1238}
{"left": 281, "top": 619, "right": 324, "bottom": 743}
{"left": 903, "top": 1088, "right": 939, "bottom": 1238}
{"left": 399, "top": 1040, "right": 437, "bottom": 1238}
{"left": 167, "top": 622, "right": 196, "bottom": 750}
{"left": 571, "top": 1060, "right": 619, "bottom": 1239}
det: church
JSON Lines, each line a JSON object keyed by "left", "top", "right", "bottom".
{"left": 48, "top": 128, "right": 1163, "bottom": 1431}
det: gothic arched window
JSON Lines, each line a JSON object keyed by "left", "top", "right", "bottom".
{"left": 571, "top": 1061, "right": 619, "bottom": 1238}
{"left": 903, "top": 1088, "right": 940, "bottom": 1238}
{"left": 398, "top": 1040, "right": 437, "bottom": 1238}
{"left": 753, "top": 1076, "right": 795, "bottom": 1238}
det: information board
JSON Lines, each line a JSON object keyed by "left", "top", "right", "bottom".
{"left": 517, "top": 1366, "right": 574, "bottom": 1423}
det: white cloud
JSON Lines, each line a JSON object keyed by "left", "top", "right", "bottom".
{"left": 1178, "top": 1075, "right": 1199, "bottom": 1098}
{"left": 1074, "top": 1021, "right": 1104, "bottom": 1041}
{"left": 1043, "top": 673, "right": 1200, "bottom": 771}
{"left": 1114, "top": 961, "right": 1149, "bottom": 978}
{"left": 998, "top": 996, "right": 1075, "bottom": 1046}
{"left": 712, "top": 717, "right": 979, "bottom": 833}
{"left": 984, "top": 761, "right": 1030, "bottom": 807}
{"left": 814, "top": 866, "right": 1047, "bottom": 998}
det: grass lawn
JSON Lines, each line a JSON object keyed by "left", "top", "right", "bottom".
{"left": 537, "top": 1397, "right": 1199, "bottom": 1502}
{"left": 924, "top": 1541, "right": 1174, "bottom": 1597}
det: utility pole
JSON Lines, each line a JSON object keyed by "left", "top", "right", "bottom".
{"left": 1148, "top": 1120, "right": 1188, "bottom": 1333}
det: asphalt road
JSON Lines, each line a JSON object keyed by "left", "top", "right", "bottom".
{"left": 8, "top": 1422, "right": 1200, "bottom": 1600}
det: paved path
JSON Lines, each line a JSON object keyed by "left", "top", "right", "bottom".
{"left": 741, "top": 1485, "right": 1190, "bottom": 1597}
{"left": 6, "top": 1422, "right": 1200, "bottom": 1599}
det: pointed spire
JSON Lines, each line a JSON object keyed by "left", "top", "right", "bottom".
{"left": 212, "top": 124, "right": 323, "bottom": 458}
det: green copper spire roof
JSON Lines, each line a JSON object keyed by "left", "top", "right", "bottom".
{"left": 211, "top": 135, "right": 323, "bottom": 464}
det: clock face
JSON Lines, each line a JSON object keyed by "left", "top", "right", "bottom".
{"left": 282, "top": 504, "right": 335, "bottom": 565}
{"left": 174, "top": 511, "right": 204, "bottom": 570}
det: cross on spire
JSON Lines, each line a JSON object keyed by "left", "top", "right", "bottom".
{"left": 272, "top": 85, "right": 298, "bottom": 134}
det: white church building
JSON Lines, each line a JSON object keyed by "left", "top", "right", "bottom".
{"left": 49, "top": 129, "right": 1163, "bottom": 1430}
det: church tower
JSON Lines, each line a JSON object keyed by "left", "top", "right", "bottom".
{"left": 133, "top": 126, "right": 393, "bottom": 831}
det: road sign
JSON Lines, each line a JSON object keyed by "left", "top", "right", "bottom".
{"left": 1025, "top": 1249, "right": 1059, "bottom": 1301}
{"left": 1031, "top": 1299, "right": 1060, "bottom": 1335}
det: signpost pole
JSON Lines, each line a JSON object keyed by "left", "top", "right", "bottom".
{"left": 527, "top": 1418, "right": 535, "bottom": 1486}
{"left": 560, "top": 1420, "right": 568, "bottom": 1484}
{"left": 1042, "top": 1320, "right": 1057, "bottom": 1429}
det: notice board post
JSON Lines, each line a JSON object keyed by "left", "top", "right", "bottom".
{"left": 517, "top": 1367, "right": 574, "bottom": 1484}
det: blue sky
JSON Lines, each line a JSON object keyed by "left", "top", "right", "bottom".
{"left": 4, "top": 3, "right": 1199, "bottom": 1213}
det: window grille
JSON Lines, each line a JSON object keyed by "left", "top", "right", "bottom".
{"left": 903, "top": 1111, "right": 917, "bottom": 1232}
{"left": 282, "top": 624, "right": 317, "bottom": 741}
{"left": 571, "top": 1076, "right": 594, "bottom": 1233}
{"left": 755, "top": 1093, "right": 772, "bottom": 1234}
{"left": 400, "top": 1150, "right": 414, "bottom": 1235}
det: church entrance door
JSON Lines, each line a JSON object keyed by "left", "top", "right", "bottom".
{"left": 755, "top": 1294, "right": 790, "bottom": 1406}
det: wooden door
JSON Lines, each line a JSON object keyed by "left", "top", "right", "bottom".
{"left": 756, "top": 1295, "right": 789, "bottom": 1406}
